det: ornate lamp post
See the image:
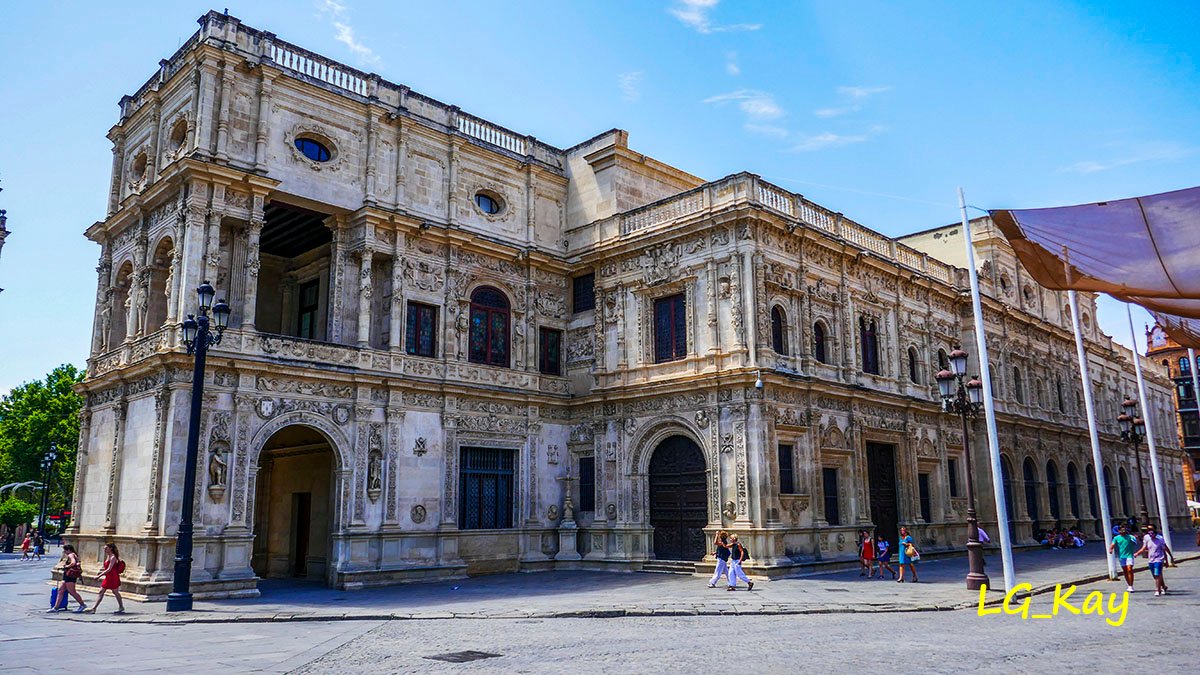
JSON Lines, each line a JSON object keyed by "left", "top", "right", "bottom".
{"left": 1116, "top": 397, "right": 1151, "bottom": 527}
{"left": 38, "top": 444, "right": 58, "bottom": 536}
{"left": 935, "top": 347, "right": 990, "bottom": 590}
{"left": 166, "top": 281, "right": 230, "bottom": 612}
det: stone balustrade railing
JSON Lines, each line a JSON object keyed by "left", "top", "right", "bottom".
{"left": 119, "top": 11, "right": 564, "bottom": 169}
{"left": 573, "top": 172, "right": 961, "bottom": 287}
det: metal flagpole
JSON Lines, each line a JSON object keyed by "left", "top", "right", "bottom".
{"left": 959, "top": 188, "right": 1014, "bottom": 591}
{"left": 1068, "top": 289, "right": 1118, "bottom": 580}
{"left": 1126, "top": 304, "right": 1173, "bottom": 549}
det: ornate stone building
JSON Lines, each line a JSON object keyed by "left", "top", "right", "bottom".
{"left": 70, "top": 11, "right": 1189, "bottom": 599}
{"left": 1146, "top": 324, "right": 1199, "bottom": 501}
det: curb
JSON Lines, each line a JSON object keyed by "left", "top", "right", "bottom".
{"left": 41, "top": 555, "right": 1197, "bottom": 625}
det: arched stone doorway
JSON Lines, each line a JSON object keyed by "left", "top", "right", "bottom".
{"left": 252, "top": 424, "right": 336, "bottom": 583}
{"left": 648, "top": 435, "right": 707, "bottom": 561}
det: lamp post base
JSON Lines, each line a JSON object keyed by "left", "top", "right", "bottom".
{"left": 965, "top": 540, "right": 990, "bottom": 591}
{"left": 165, "top": 592, "right": 193, "bottom": 612}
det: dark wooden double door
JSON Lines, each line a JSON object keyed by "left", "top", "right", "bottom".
{"left": 866, "top": 442, "right": 899, "bottom": 546}
{"left": 648, "top": 436, "right": 708, "bottom": 561}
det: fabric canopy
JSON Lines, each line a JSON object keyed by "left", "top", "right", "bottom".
{"left": 991, "top": 186, "right": 1200, "bottom": 299}
{"left": 1152, "top": 310, "right": 1200, "bottom": 349}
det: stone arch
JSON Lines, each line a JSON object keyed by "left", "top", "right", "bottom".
{"left": 630, "top": 416, "right": 709, "bottom": 476}
{"left": 146, "top": 235, "right": 175, "bottom": 330}
{"left": 247, "top": 410, "right": 353, "bottom": 471}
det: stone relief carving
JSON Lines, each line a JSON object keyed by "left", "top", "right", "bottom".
{"left": 639, "top": 242, "right": 681, "bottom": 286}
{"left": 413, "top": 437, "right": 427, "bottom": 456}
{"left": 410, "top": 504, "right": 427, "bottom": 524}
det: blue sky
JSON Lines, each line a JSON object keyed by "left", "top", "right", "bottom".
{"left": 1, "top": 0, "right": 1197, "bottom": 392}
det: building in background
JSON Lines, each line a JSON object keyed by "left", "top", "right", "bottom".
{"left": 1146, "top": 324, "right": 1199, "bottom": 501}
{"left": 68, "top": 11, "right": 1190, "bottom": 600}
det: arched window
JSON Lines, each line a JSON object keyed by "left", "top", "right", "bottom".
{"left": 771, "top": 305, "right": 788, "bottom": 355}
{"left": 1086, "top": 465, "right": 1099, "bottom": 526}
{"left": 1055, "top": 376, "right": 1065, "bottom": 413}
{"left": 1046, "top": 461, "right": 1060, "bottom": 521}
{"left": 859, "top": 316, "right": 880, "bottom": 375}
{"left": 1023, "top": 458, "right": 1039, "bottom": 527}
{"left": 937, "top": 348, "right": 949, "bottom": 371}
{"left": 1001, "top": 456, "right": 1016, "bottom": 537}
{"left": 1034, "top": 378, "right": 1044, "bottom": 407}
{"left": 1012, "top": 366, "right": 1025, "bottom": 403}
{"left": 907, "top": 346, "right": 920, "bottom": 384}
{"left": 813, "top": 321, "right": 828, "bottom": 364}
{"left": 1067, "top": 462, "right": 1080, "bottom": 518}
{"left": 1117, "top": 467, "right": 1131, "bottom": 517}
{"left": 1181, "top": 356, "right": 1192, "bottom": 375}
{"left": 469, "top": 286, "right": 510, "bottom": 367}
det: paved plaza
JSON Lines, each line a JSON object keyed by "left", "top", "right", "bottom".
{"left": 1, "top": 538, "right": 1197, "bottom": 672}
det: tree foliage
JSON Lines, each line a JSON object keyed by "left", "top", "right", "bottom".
{"left": 0, "top": 364, "right": 84, "bottom": 514}
{"left": 0, "top": 498, "right": 38, "bottom": 528}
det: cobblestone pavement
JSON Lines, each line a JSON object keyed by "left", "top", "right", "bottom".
{"left": 16, "top": 537, "right": 1200, "bottom": 624}
{"left": 300, "top": 559, "right": 1200, "bottom": 674}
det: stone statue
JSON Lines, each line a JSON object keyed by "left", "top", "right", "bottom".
{"left": 208, "top": 449, "right": 228, "bottom": 488}
{"left": 367, "top": 450, "right": 382, "bottom": 500}
{"left": 135, "top": 285, "right": 148, "bottom": 335}
{"left": 98, "top": 301, "right": 112, "bottom": 352}
{"left": 123, "top": 293, "right": 134, "bottom": 339}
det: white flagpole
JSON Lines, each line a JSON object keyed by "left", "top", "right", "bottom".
{"left": 959, "top": 188, "right": 1014, "bottom": 591}
{"left": 1068, "top": 289, "right": 1118, "bottom": 580}
{"left": 1127, "top": 304, "right": 1173, "bottom": 549}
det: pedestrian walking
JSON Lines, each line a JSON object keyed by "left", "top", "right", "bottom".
{"left": 20, "top": 533, "right": 32, "bottom": 560}
{"left": 897, "top": 526, "right": 919, "bottom": 583}
{"left": 85, "top": 543, "right": 126, "bottom": 614}
{"left": 32, "top": 533, "right": 45, "bottom": 561}
{"left": 708, "top": 530, "right": 731, "bottom": 588}
{"left": 1133, "top": 524, "right": 1176, "bottom": 597}
{"left": 875, "top": 534, "right": 897, "bottom": 579}
{"left": 726, "top": 534, "right": 754, "bottom": 591}
{"left": 857, "top": 530, "right": 875, "bottom": 577}
{"left": 1108, "top": 525, "right": 1140, "bottom": 592}
{"left": 47, "top": 545, "right": 88, "bottom": 613}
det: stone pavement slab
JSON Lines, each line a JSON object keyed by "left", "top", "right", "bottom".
{"left": 7, "top": 539, "right": 1198, "bottom": 625}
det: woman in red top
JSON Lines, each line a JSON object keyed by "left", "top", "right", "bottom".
{"left": 858, "top": 530, "right": 875, "bottom": 576}
{"left": 20, "top": 533, "right": 32, "bottom": 560}
{"left": 85, "top": 542, "right": 125, "bottom": 614}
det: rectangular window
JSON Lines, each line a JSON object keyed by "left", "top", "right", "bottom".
{"left": 918, "top": 472, "right": 932, "bottom": 523}
{"left": 572, "top": 273, "right": 596, "bottom": 313}
{"left": 947, "top": 458, "right": 960, "bottom": 498}
{"left": 539, "top": 327, "right": 562, "bottom": 375}
{"left": 822, "top": 467, "right": 840, "bottom": 525}
{"left": 778, "top": 444, "right": 796, "bottom": 494}
{"left": 458, "top": 447, "right": 516, "bottom": 530}
{"left": 405, "top": 302, "right": 438, "bottom": 357}
{"left": 578, "top": 456, "right": 596, "bottom": 513}
{"left": 297, "top": 279, "right": 320, "bottom": 340}
{"left": 653, "top": 293, "right": 687, "bottom": 363}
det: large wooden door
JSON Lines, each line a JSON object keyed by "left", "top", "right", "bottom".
{"left": 866, "top": 442, "right": 899, "bottom": 546}
{"left": 648, "top": 436, "right": 708, "bottom": 560}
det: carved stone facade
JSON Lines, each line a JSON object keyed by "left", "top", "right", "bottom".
{"left": 69, "top": 12, "right": 1190, "bottom": 600}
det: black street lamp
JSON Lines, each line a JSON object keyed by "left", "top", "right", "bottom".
{"left": 1116, "top": 397, "right": 1151, "bottom": 527}
{"left": 166, "top": 281, "right": 230, "bottom": 612}
{"left": 38, "top": 444, "right": 58, "bottom": 537}
{"left": 935, "top": 347, "right": 990, "bottom": 591}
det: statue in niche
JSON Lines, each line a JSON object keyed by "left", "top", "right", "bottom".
{"left": 136, "top": 285, "right": 149, "bottom": 335}
{"left": 208, "top": 449, "right": 228, "bottom": 488}
{"left": 123, "top": 293, "right": 134, "bottom": 338}
{"left": 367, "top": 450, "right": 383, "bottom": 501}
{"left": 98, "top": 301, "right": 112, "bottom": 352}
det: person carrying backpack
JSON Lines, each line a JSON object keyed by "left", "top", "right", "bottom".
{"left": 726, "top": 534, "right": 754, "bottom": 591}
{"left": 85, "top": 542, "right": 126, "bottom": 614}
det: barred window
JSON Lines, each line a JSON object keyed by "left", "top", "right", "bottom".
{"left": 572, "top": 273, "right": 595, "bottom": 313}
{"left": 459, "top": 447, "right": 515, "bottom": 530}
{"left": 918, "top": 473, "right": 932, "bottom": 523}
{"left": 578, "top": 456, "right": 596, "bottom": 513}
{"left": 778, "top": 444, "right": 796, "bottom": 494}
{"left": 822, "top": 467, "right": 840, "bottom": 525}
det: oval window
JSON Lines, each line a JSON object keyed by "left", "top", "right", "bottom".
{"left": 475, "top": 192, "right": 502, "bottom": 215}
{"left": 295, "top": 137, "right": 332, "bottom": 162}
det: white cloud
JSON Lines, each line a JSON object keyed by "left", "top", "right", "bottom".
{"left": 813, "top": 85, "right": 891, "bottom": 118}
{"left": 790, "top": 132, "right": 870, "bottom": 152}
{"left": 725, "top": 51, "right": 740, "bottom": 76}
{"left": 703, "top": 89, "right": 784, "bottom": 120}
{"left": 669, "top": 0, "right": 761, "bottom": 34}
{"left": 1059, "top": 142, "right": 1192, "bottom": 174}
{"left": 618, "top": 71, "right": 643, "bottom": 102}
{"left": 316, "top": 0, "right": 380, "bottom": 67}
{"left": 744, "top": 124, "right": 788, "bottom": 139}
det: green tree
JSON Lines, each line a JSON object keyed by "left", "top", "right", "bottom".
{"left": 0, "top": 364, "right": 84, "bottom": 515}
{"left": 0, "top": 498, "right": 38, "bottom": 529}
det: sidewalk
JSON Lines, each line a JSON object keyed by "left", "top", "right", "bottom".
{"left": 17, "top": 539, "right": 1195, "bottom": 625}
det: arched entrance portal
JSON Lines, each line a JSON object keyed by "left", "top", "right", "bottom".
{"left": 252, "top": 425, "right": 336, "bottom": 583}
{"left": 648, "top": 435, "right": 707, "bottom": 561}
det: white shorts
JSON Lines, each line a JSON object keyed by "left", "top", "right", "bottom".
{"left": 1119, "top": 557, "right": 1135, "bottom": 568}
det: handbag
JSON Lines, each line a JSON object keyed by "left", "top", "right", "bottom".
{"left": 904, "top": 543, "right": 919, "bottom": 560}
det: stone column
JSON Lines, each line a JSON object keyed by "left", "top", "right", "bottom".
{"left": 742, "top": 252, "right": 758, "bottom": 367}
{"left": 389, "top": 232, "right": 404, "bottom": 350}
{"left": 103, "top": 397, "right": 127, "bottom": 534}
{"left": 92, "top": 243, "right": 113, "bottom": 354}
{"left": 364, "top": 109, "right": 379, "bottom": 204}
{"left": 253, "top": 70, "right": 275, "bottom": 172}
{"left": 143, "top": 387, "right": 171, "bottom": 534}
{"left": 241, "top": 205, "right": 264, "bottom": 331}
{"left": 204, "top": 209, "right": 223, "bottom": 287}
{"left": 280, "top": 275, "right": 297, "bottom": 336}
{"left": 107, "top": 130, "right": 125, "bottom": 216}
{"left": 328, "top": 218, "right": 347, "bottom": 343}
{"left": 357, "top": 251, "right": 373, "bottom": 348}
{"left": 146, "top": 93, "right": 162, "bottom": 186}
{"left": 215, "top": 62, "right": 234, "bottom": 162}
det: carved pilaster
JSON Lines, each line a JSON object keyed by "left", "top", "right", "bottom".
{"left": 242, "top": 207, "right": 263, "bottom": 331}
{"left": 66, "top": 409, "right": 92, "bottom": 534}
{"left": 357, "top": 251, "right": 373, "bottom": 348}
{"left": 143, "top": 387, "right": 170, "bottom": 533}
{"left": 103, "top": 397, "right": 128, "bottom": 533}
{"left": 107, "top": 130, "right": 126, "bottom": 216}
{"left": 253, "top": 69, "right": 275, "bottom": 171}
{"left": 215, "top": 62, "right": 234, "bottom": 161}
